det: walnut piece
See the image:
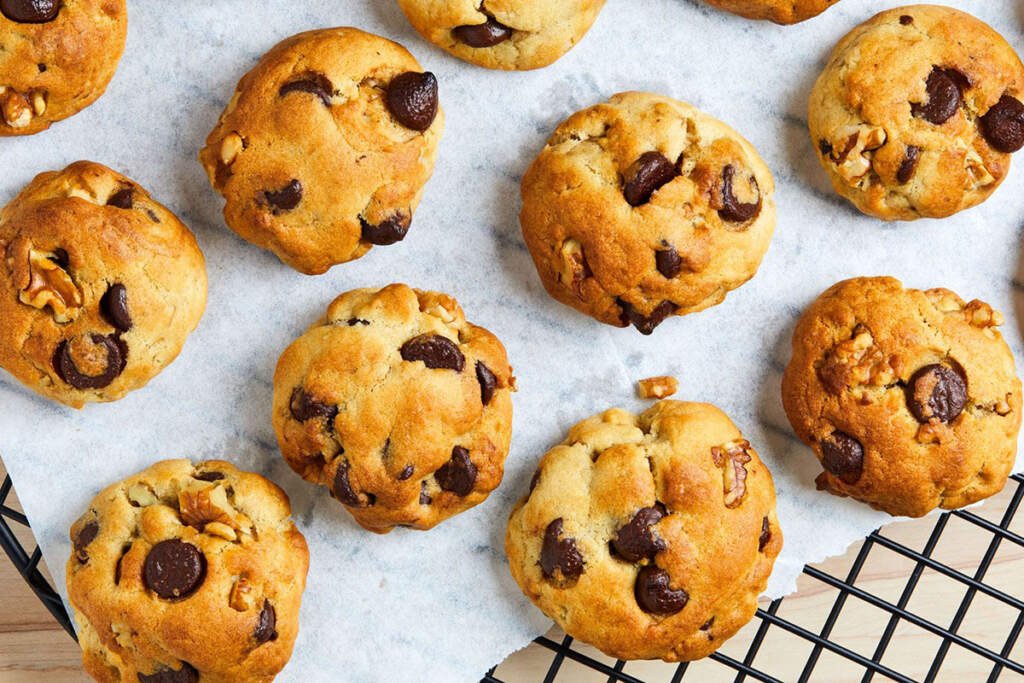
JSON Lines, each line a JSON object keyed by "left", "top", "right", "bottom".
{"left": 179, "top": 483, "right": 238, "bottom": 530}
{"left": 229, "top": 574, "right": 257, "bottom": 612}
{"left": 830, "top": 125, "right": 887, "bottom": 185}
{"left": 1, "top": 88, "right": 32, "bottom": 129}
{"left": 558, "top": 238, "right": 590, "bottom": 299}
{"left": 637, "top": 375, "right": 678, "bottom": 399}
{"left": 127, "top": 483, "right": 158, "bottom": 507}
{"left": 219, "top": 132, "right": 244, "bottom": 165}
{"left": 711, "top": 439, "right": 752, "bottom": 508}
{"left": 963, "top": 299, "right": 1003, "bottom": 330}
{"left": 817, "top": 324, "right": 894, "bottom": 395}
{"left": 8, "top": 239, "right": 83, "bottom": 322}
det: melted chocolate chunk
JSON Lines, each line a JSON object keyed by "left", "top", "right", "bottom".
{"left": 820, "top": 431, "right": 864, "bottom": 485}
{"left": 137, "top": 664, "right": 199, "bottom": 683}
{"left": 906, "top": 363, "right": 967, "bottom": 424}
{"left": 617, "top": 298, "right": 678, "bottom": 335}
{"left": 279, "top": 72, "right": 334, "bottom": 107}
{"left": 106, "top": 188, "right": 134, "bottom": 209}
{"left": 611, "top": 504, "right": 667, "bottom": 562}
{"left": 476, "top": 361, "right": 497, "bottom": 405}
{"left": 434, "top": 446, "right": 477, "bottom": 496}
{"left": 719, "top": 165, "right": 761, "bottom": 223}
{"left": 1, "top": 0, "right": 59, "bottom": 23}
{"left": 386, "top": 71, "right": 439, "bottom": 131}
{"left": 264, "top": 179, "right": 303, "bottom": 213}
{"left": 656, "top": 243, "right": 683, "bottom": 279}
{"left": 540, "top": 518, "right": 584, "bottom": 582}
{"left": 143, "top": 539, "right": 206, "bottom": 600}
{"left": 911, "top": 67, "right": 967, "bottom": 125}
{"left": 400, "top": 334, "right": 465, "bottom": 371}
{"left": 289, "top": 388, "right": 337, "bottom": 423}
{"left": 452, "top": 18, "right": 513, "bottom": 47}
{"left": 623, "top": 152, "right": 678, "bottom": 206}
{"left": 360, "top": 213, "right": 410, "bottom": 245}
{"left": 53, "top": 334, "right": 127, "bottom": 390}
{"left": 100, "top": 283, "right": 132, "bottom": 332}
{"left": 74, "top": 520, "right": 99, "bottom": 564}
{"left": 979, "top": 95, "right": 1024, "bottom": 153}
{"left": 897, "top": 145, "right": 922, "bottom": 184}
{"left": 634, "top": 565, "right": 689, "bottom": 615}
{"left": 253, "top": 600, "right": 278, "bottom": 644}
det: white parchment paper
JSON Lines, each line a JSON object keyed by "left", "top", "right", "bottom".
{"left": 2, "top": 1, "right": 1023, "bottom": 681}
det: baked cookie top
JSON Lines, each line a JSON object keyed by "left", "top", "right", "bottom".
{"left": 782, "top": 277, "right": 1022, "bottom": 517}
{"left": 704, "top": 0, "right": 838, "bottom": 24}
{"left": 395, "top": 0, "right": 606, "bottom": 71}
{"left": 520, "top": 91, "right": 775, "bottom": 334}
{"left": 0, "top": 0, "right": 126, "bottom": 136}
{"left": 272, "top": 284, "right": 514, "bottom": 533}
{"left": 0, "top": 161, "right": 207, "bottom": 408}
{"left": 808, "top": 5, "right": 1024, "bottom": 220}
{"left": 199, "top": 28, "right": 443, "bottom": 275}
{"left": 67, "top": 459, "right": 309, "bottom": 683}
{"left": 506, "top": 401, "right": 781, "bottom": 661}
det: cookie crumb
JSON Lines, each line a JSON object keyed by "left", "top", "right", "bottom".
{"left": 637, "top": 376, "right": 678, "bottom": 399}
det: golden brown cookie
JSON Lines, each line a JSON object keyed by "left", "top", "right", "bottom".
{"left": 808, "top": 5, "right": 1024, "bottom": 220}
{"left": 506, "top": 401, "right": 782, "bottom": 661}
{"left": 1, "top": 0, "right": 126, "bottom": 135}
{"left": 67, "top": 459, "right": 309, "bottom": 682}
{"left": 272, "top": 284, "right": 514, "bottom": 533}
{"left": 520, "top": 91, "right": 775, "bottom": 334}
{"left": 704, "top": 0, "right": 838, "bottom": 24}
{"left": 199, "top": 28, "right": 444, "bottom": 275}
{"left": 395, "top": 0, "right": 606, "bottom": 71}
{"left": 0, "top": 161, "right": 207, "bottom": 408}
{"left": 782, "top": 277, "right": 1022, "bottom": 517}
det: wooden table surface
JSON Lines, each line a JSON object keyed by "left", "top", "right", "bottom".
{"left": 2, "top": 460, "right": 1022, "bottom": 682}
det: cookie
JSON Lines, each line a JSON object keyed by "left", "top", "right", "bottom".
{"left": 520, "top": 92, "right": 775, "bottom": 334}
{"left": 506, "top": 401, "right": 781, "bottom": 661}
{"left": 704, "top": 0, "right": 838, "bottom": 24}
{"left": 67, "top": 459, "right": 309, "bottom": 682}
{"left": 808, "top": 6, "right": 1024, "bottom": 220}
{"left": 1, "top": 0, "right": 126, "bottom": 136}
{"left": 0, "top": 161, "right": 207, "bottom": 408}
{"left": 272, "top": 284, "right": 514, "bottom": 533}
{"left": 395, "top": 0, "right": 605, "bottom": 71}
{"left": 781, "top": 277, "right": 1022, "bottom": 517}
{"left": 199, "top": 28, "right": 443, "bottom": 275}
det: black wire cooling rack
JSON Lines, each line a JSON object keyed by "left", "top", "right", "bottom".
{"left": 3, "top": 471, "right": 1023, "bottom": 681}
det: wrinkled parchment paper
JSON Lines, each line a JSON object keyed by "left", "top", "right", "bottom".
{"left": 2, "top": 1, "right": 1023, "bottom": 680}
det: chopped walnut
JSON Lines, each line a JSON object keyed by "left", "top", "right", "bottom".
{"left": 1, "top": 88, "right": 32, "bottom": 129}
{"left": 179, "top": 483, "right": 238, "bottom": 530}
{"left": 204, "top": 522, "right": 238, "bottom": 541}
{"left": 558, "top": 238, "right": 590, "bottom": 299}
{"left": 965, "top": 147, "right": 995, "bottom": 188}
{"left": 994, "top": 396, "right": 1012, "bottom": 416}
{"left": 817, "top": 325, "right": 894, "bottom": 394}
{"left": 229, "top": 574, "right": 257, "bottom": 612}
{"left": 963, "top": 300, "right": 1003, "bottom": 329}
{"left": 830, "top": 125, "right": 887, "bottom": 185}
{"left": 219, "top": 132, "right": 245, "bottom": 165}
{"left": 924, "top": 288, "right": 965, "bottom": 313}
{"left": 711, "top": 440, "right": 752, "bottom": 508}
{"left": 127, "top": 483, "right": 159, "bottom": 507}
{"left": 7, "top": 239, "right": 82, "bottom": 322}
{"left": 637, "top": 375, "right": 678, "bottom": 399}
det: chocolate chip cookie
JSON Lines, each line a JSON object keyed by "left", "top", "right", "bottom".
{"left": 1, "top": 0, "right": 126, "bottom": 135}
{"left": 199, "top": 28, "right": 443, "bottom": 275}
{"left": 704, "top": 0, "right": 838, "bottom": 24}
{"left": 506, "top": 401, "right": 782, "bottom": 661}
{"left": 808, "top": 6, "right": 1024, "bottom": 220}
{"left": 782, "top": 277, "right": 1022, "bottom": 517}
{"left": 395, "top": 0, "right": 605, "bottom": 71}
{"left": 0, "top": 161, "right": 207, "bottom": 408}
{"left": 272, "top": 284, "right": 514, "bottom": 533}
{"left": 520, "top": 92, "right": 776, "bottom": 334}
{"left": 67, "top": 459, "right": 309, "bottom": 682}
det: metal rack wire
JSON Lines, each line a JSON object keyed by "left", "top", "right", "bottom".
{"left": 3, "top": 472, "right": 1023, "bottom": 680}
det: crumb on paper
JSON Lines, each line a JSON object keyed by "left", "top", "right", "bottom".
{"left": 637, "top": 375, "right": 678, "bottom": 399}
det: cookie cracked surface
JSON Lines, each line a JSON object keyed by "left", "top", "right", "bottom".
{"left": 0, "top": 0, "right": 126, "bottom": 135}
{"left": 67, "top": 459, "right": 309, "bottom": 682}
{"left": 199, "top": 28, "right": 443, "bottom": 275}
{"left": 395, "top": 0, "right": 606, "bottom": 71}
{"left": 808, "top": 5, "right": 1024, "bottom": 220}
{"left": 782, "top": 277, "right": 1022, "bottom": 517}
{"left": 520, "top": 92, "right": 775, "bottom": 334}
{"left": 0, "top": 161, "right": 207, "bottom": 408}
{"left": 272, "top": 284, "right": 514, "bottom": 533}
{"left": 704, "top": 0, "right": 839, "bottom": 24}
{"left": 506, "top": 401, "right": 781, "bottom": 661}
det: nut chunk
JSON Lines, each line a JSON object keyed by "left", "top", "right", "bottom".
{"left": 637, "top": 375, "right": 679, "bottom": 399}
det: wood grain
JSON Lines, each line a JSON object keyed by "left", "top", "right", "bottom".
{"left": 2, "top": 459, "right": 1020, "bottom": 682}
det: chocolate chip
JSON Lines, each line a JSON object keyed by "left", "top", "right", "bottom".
{"left": 617, "top": 298, "right": 678, "bottom": 335}
{"left": 701, "top": 616, "right": 715, "bottom": 631}
{"left": 611, "top": 505, "right": 667, "bottom": 562}
{"left": 540, "top": 518, "right": 584, "bottom": 582}
{"left": 360, "top": 213, "right": 410, "bottom": 246}
{"left": 906, "top": 363, "right": 968, "bottom": 424}
{"left": 435, "top": 446, "right": 477, "bottom": 496}
{"left": 897, "top": 145, "right": 921, "bottom": 184}
{"left": 137, "top": 664, "right": 199, "bottom": 683}
{"left": 289, "top": 388, "right": 337, "bottom": 423}
{"left": 419, "top": 481, "right": 432, "bottom": 505}
{"left": 400, "top": 334, "right": 465, "bottom": 371}
{"left": 623, "top": 152, "right": 677, "bottom": 206}
{"left": 397, "top": 465, "right": 414, "bottom": 481}
{"left": 476, "top": 361, "right": 497, "bottom": 405}
{"left": 106, "top": 188, "right": 134, "bottom": 209}
{"left": 820, "top": 431, "right": 864, "bottom": 485}
{"left": 386, "top": 72, "right": 438, "bottom": 132}
{"left": 264, "top": 179, "right": 303, "bottom": 213}
{"left": 818, "top": 139, "right": 833, "bottom": 157}
{"left": 634, "top": 565, "right": 689, "bottom": 615}
{"left": 333, "top": 460, "right": 371, "bottom": 507}
{"left": 979, "top": 95, "right": 1024, "bottom": 153}
{"left": 100, "top": 284, "right": 132, "bottom": 332}
{"left": 529, "top": 468, "right": 541, "bottom": 494}
{"left": 74, "top": 520, "right": 99, "bottom": 563}
{"left": 53, "top": 334, "right": 127, "bottom": 390}
{"left": 911, "top": 67, "right": 966, "bottom": 125}
{"left": 194, "top": 471, "right": 224, "bottom": 482}
{"left": 279, "top": 72, "right": 333, "bottom": 107}
{"left": 719, "top": 165, "right": 761, "bottom": 223}
{"left": 253, "top": 599, "right": 278, "bottom": 644}
{"left": 143, "top": 539, "right": 206, "bottom": 600}
{"left": 0, "top": 0, "right": 59, "bottom": 23}
{"left": 114, "top": 544, "right": 130, "bottom": 584}
{"left": 759, "top": 517, "right": 771, "bottom": 552}
{"left": 899, "top": 14, "right": 913, "bottom": 25}
{"left": 346, "top": 318, "right": 370, "bottom": 326}
{"left": 452, "top": 18, "right": 513, "bottom": 47}
{"left": 37, "top": 63, "right": 47, "bottom": 72}
{"left": 655, "top": 243, "right": 683, "bottom": 279}
{"left": 49, "top": 248, "right": 69, "bottom": 269}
